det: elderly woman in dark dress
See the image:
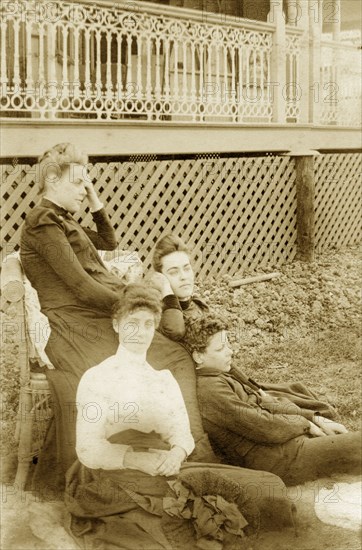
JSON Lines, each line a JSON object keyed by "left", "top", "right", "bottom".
{"left": 20, "top": 143, "right": 123, "bottom": 489}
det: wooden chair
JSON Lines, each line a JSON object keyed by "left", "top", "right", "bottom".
{"left": 1, "top": 254, "right": 53, "bottom": 488}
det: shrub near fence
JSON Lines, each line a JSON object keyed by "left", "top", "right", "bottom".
{"left": 1, "top": 152, "right": 361, "bottom": 278}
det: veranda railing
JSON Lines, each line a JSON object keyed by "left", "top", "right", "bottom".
{"left": 0, "top": 0, "right": 361, "bottom": 126}
{"left": 320, "top": 39, "right": 361, "bottom": 127}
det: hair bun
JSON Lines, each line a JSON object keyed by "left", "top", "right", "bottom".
{"left": 37, "top": 143, "right": 88, "bottom": 193}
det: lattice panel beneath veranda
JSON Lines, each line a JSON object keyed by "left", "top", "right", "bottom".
{"left": 1, "top": 156, "right": 297, "bottom": 278}
{"left": 1, "top": 163, "right": 42, "bottom": 256}
{"left": 314, "top": 153, "right": 361, "bottom": 252}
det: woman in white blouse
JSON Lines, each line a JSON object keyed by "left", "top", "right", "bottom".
{"left": 75, "top": 284, "right": 194, "bottom": 476}
{"left": 65, "top": 284, "right": 295, "bottom": 550}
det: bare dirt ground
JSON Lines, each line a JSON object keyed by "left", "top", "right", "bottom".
{"left": 1, "top": 474, "right": 361, "bottom": 550}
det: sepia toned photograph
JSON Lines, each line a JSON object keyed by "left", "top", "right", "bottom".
{"left": 1, "top": 1, "right": 361, "bottom": 549}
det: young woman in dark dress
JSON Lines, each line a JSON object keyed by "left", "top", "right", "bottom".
{"left": 20, "top": 143, "right": 123, "bottom": 490}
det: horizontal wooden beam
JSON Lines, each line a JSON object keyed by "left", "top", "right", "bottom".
{"left": 1, "top": 121, "right": 361, "bottom": 158}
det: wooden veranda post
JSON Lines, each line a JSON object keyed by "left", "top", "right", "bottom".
{"left": 297, "top": 0, "right": 310, "bottom": 124}
{"left": 309, "top": 0, "right": 322, "bottom": 124}
{"left": 289, "top": 151, "right": 320, "bottom": 262}
{"left": 268, "top": 0, "right": 287, "bottom": 123}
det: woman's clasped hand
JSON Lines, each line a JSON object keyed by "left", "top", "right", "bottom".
{"left": 124, "top": 446, "right": 187, "bottom": 477}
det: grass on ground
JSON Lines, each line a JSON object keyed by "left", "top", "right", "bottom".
{"left": 237, "top": 325, "right": 361, "bottom": 431}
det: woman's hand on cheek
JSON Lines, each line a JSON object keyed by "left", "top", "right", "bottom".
{"left": 147, "top": 272, "right": 174, "bottom": 298}
{"left": 84, "top": 180, "right": 103, "bottom": 212}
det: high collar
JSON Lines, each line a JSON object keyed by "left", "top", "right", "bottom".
{"left": 114, "top": 344, "right": 147, "bottom": 367}
{"left": 179, "top": 295, "right": 209, "bottom": 311}
{"left": 197, "top": 366, "right": 261, "bottom": 394}
{"left": 40, "top": 197, "right": 73, "bottom": 218}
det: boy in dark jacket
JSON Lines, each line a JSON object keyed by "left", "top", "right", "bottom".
{"left": 183, "top": 314, "right": 361, "bottom": 486}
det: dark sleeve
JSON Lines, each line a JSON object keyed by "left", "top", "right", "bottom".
{"left": 157, "top": 295, "right": 186, "bottom": 341}
{"left": 198, "top": 377, "right": 311, "bottom": 445}
{"left": 259, "top": 380, "right": 337, "bottom": 420}
{"left": 25, "top": 210, "right": 121, "bottom": 310}
{"left": 259, "top": 396, "right": 315, "bottom": 422}
{"left": 82, "top": 208, "right": 118, "bottom": 250}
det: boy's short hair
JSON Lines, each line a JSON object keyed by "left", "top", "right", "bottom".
{"left": 183, "top": 313, "right": 229, "bottom": 355}
{"left": 112, "top": 283, "right": 162, "bottom": 325}
{"left": 152, "top": 233, "right": 189, "bottom": 272}
{"left": 37, "top": 142, "right": 88, "bottom": 194}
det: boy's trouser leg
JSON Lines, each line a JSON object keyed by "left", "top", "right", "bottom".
{"left": 243, "top": 431, "right": 362, "bottom": 486}
{"left": 288, "top": 431, "right": 362, "bottom": 484}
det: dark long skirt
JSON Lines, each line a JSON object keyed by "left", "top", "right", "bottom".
{"left": 64, "top": 431, "right": 295, "bottom": 550}
{"left": 31, "top": 307, "right": 118, "bottom": 495}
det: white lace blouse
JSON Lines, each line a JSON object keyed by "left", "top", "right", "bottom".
{"left": 75, "top": 344, "right": 195, "bottom": 469}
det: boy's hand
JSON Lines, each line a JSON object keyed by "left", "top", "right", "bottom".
{"left": 313, "top": 415, "right": 348, "bottom": 436}
{"left": 308, "top": 421, "right": 327, "bottom": 437}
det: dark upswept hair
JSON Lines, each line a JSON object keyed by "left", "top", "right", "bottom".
{"left": 183, "top": 313, "right": 229, "bottom": 355}
{"left": 112, "top": 283, "right": 162, "bottom": 325}
{"left": 152, "top": 233, "right": 190, "bottom": 272}
{"left": 37, "top": 142, "right": 88, "bottom": 194}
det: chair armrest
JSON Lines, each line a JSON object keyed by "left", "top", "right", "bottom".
{"left": 1, "top": 254, "right": 24, "bottom": 302}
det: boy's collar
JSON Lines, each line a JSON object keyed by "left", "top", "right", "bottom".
{"left": 196, "top": 366, "right": 231, "bottom": 377}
